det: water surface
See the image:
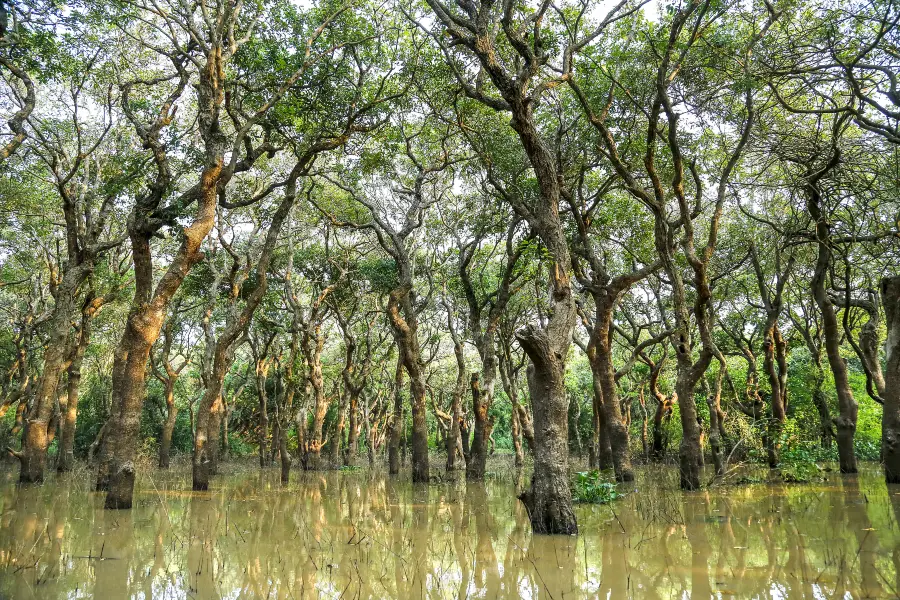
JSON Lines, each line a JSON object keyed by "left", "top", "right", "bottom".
{"left": 0, "top": 461, "right": 898, "bottom": 599}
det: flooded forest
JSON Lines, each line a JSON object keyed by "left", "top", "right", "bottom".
{"left": 1, "top": 0, "right": 900, "bottom": 597}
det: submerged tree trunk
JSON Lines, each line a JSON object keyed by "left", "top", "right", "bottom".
{"left": 346, "top": 390, "right": 361, "bottom": 467}
{"left": 388, "top": 351, "right": 403, "bottom": 475}
{"left": 159, "top": 380, "right": 178, "bottom": 469}
{"left": 58, "top": 296, "right": 101, "bottom": 473}
{"left": 448, "top": 353, "right": 465, "bottom": 473}
{"left": 458, "top": 235, "right": 516, "bottom": 482}
{"left": 386, "top": 283, "right": 429, "bottom": 483}
{"left": 881, "top": 276, "right": 900, "bottom": 483}
{"left": 499, "top": 347, "right": 525, "bottom": 470}
{"left": 256, "top": 357, "right": 270, "bottom": 469}
{"left": 100, "top": 35, "right": 234, "bottom": 509}
{"left": 467, "top": 373, "right": 493, "bottom": 480}
{"left": 638, "top": 384, "right": 649, "bottom": 461}
{"left": 17, "top": 268, "right": 83, "bottom": 483}
{"left": 810, "top": 200, "right": 857, "bottom": 474}
{"left": 587, "top": 298, "right": 634, "bottom": 482}
{"left": 329, "top": 393, "right": 346, "bottom": 467}
{"left": 803, "top": 134, "right": 857, "bottom": 474}
{"left": 812, "top": 368, "right": 834, "bottom": 449}
{"left": 763, "top": 322, "right": 788, "bottom": 468}
{"left": 703, "top": 372, "right": 724, "bottom": 477}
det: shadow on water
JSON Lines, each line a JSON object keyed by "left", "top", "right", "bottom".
{"left": 0, "top": 460, "right": 899, "bottom": 598}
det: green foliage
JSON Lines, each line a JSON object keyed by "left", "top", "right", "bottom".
{"left": 778, "top": 461, "right": 822, "bottom": 484}
{"left": 571, "top": 471, "right": 622, "bottom": 504}
{"left": 774, "top": 443, "right": 826, "bottom": 484}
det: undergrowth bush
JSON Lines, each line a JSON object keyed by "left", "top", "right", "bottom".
{"left": 571, "top": 470, "right": 622, "bottom": 504}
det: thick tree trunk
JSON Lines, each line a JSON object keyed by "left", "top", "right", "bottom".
{"left": 307, "top": 393, "right": 327, "bottom": 470}
{"left": 408, "top": 364, "right": 429, "bottom": 483}
{"left": 651, "top": 399, "right": 671, "bottom": 460}
{"left": 517, "top": 352, "right": 577, "bottom": 535}
{"left": 101, "top": 304, "right": 168, "bottom": 508}
{"left": 467, "top": 373, "right": 491, "bottom": 480}
{"left": 102, "top": 43, "right": 227, "bottom": 509}
{"left": 329, "top": 396, "right": 346, "bottom": 467}
{"left": 102, "top": 201, "right": 214, "bottom": 508}
{"left": 675, "top": 366, "right": 703, "bottom": 490}
{"left": 880, "top": 276, "right": 900, "bottom": 483}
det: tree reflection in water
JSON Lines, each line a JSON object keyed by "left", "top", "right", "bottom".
{"left": 0, "top": 463, "right": 898, "bottom": 599}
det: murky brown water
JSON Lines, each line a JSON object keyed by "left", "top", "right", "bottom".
{"left": 0, "top": 461, "right": 898, "bottom": 599}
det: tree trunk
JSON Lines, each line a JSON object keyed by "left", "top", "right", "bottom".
{"left": 517, "top": 354, "right": 577, "bottom": 535}
{"left": 447, "top": 323, "right": 466, "bottom": 472}
{"left": 101, "top": 42, "right": 224, "bottom": 509}
{"left": 279, "top": 425, "right": 292, "bottom": 484}
{"left": 58, "top": 303, "right": 94, "bottom": 473}
{"left": 499, "top": 351, "right": 524, "bottom": 470}
{"left": 808, "top": 172, "right": 857, "bottom": 474}
{"left": 345, "top": 391, "right": 360, "bottom": 467}
{"left": 329, "top": 396, "right": 346, "bottom": 467}
{"left": 257, "top": 365, "right": 269, "bottom": 469}
{"left": 638, "top": 385, "right": 649, "bottom": 461}
{"left": 207, "top": 396, "right": 223, "bottom": 475}
{"left": 588, "top": 300, "right": 634, "bottom": 481}
{"left": 18, "top": 268, "right": 82, "bottom": 483}
{"left": 763, "top": 321, "right": 787, "bottom": 468}
{"left": 159, "top": 381, "right": 178, "bottom": 469}
{"left": 703, "top": 375, "right": 724, "bottom": 477}
{"left": 388, "top": 352, "right": 403, "bottom": 475}
{"left": 467, "top": 373, "right": 491, "bottom": 480}
{"left": 386, "top": 284, "right": 429, "bottom": 483}
{"left": 880, "top": 276, "right": 900, "bottom": 483}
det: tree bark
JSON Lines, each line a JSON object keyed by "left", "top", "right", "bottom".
{"left": 159, "top": 380, "right": 178, "bottom": 469}
{"left": 18, "top": 267, "right": 83, "bottom": 482}
{"left": 763, "top": 322, "right": 788, "bottom": 468}
{"left": 386, "top": 284, "right": 429, "bottom": 483}
{"left": 809, "top": 188, "right": 857, "bottom": 473}
{"left": 498, "top": 347, "right": 525, "bottom": 470}
{"left": 345, "top": 391, "right": 360, "bottom": 467}
{"left": 101, "top": 39, "right": 228, "bottom": 509}
{"left": 467, "top": 373, "right": 492, "bottom": 480}
{"left": 58, "top": 297, "right": 99, "bottom": 472}
{"left": 587, "top": 297, "right": 634, "bottom": 481}
{"left": 880, "top": 276, "right": 900, "bottom": 483}
{"left": 388, "top": 350, "right": 403, "bottom": 475}
{"left": 256, "top": 357, "right": 270, "bottom": 469}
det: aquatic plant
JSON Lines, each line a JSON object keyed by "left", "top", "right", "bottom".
{"left": 572, "top": 470, "right": 622, "bottom": 504}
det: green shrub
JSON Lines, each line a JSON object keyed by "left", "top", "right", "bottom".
{"left": 777, "top": 444, "right": 825, "bottom": 483}
{"left": 778, "top": 461, "right": 821, "bottom": 483}
{"left": 571, "top": 470, "right": 622, "bottom": 504}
